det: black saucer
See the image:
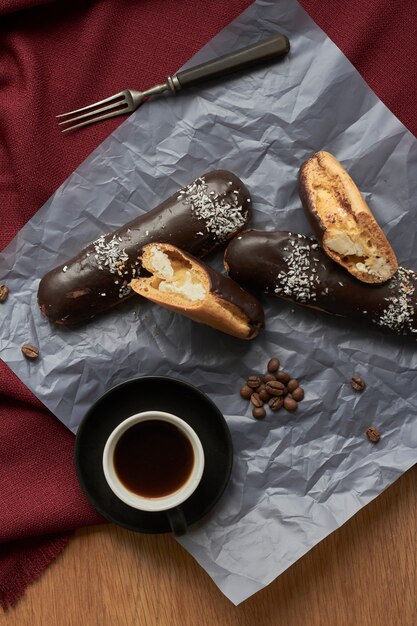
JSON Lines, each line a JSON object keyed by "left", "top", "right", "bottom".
{"left": 74, "top": 376, "right": 233, "bottom": 533}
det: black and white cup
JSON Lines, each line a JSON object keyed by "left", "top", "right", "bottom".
{"left": 102, "top": 411, "right": 205, "bottom": 535}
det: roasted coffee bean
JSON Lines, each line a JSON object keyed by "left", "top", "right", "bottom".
{"left": 240, "top": 385, "right": 253, "bottom": 400}
{"left": 265, "top": 380, "right": 286, "bottom": 396}
{"left": 0, "top": 284, "right": 9, "bottom": 303}
{"left": 250, "top": 393, "right": 263, "bottom": 408}
{"left": 252, "top": 407, "right": 266, "bottom": 420}
{"left": 258, "top": 388, "right": 271, "bottom": 402}
{"left": 351, "top": 376, "right": 366, "bottom": 392}
{"left": 276, "top": 371, "right": 291, "bottom": 384}
{"left": 241, "top": 358, "right": 305, "bottom": 418}
{"left": 262, "top": 373, "right": 276, "bottom": 384}
{"left": 267, "top": 358, "right": 280, "bottom": 373}
{"left": 21, "top": 344, "right": 39, "bottom": 360}
{"left": 291, "top": 387, "right": 304, "bottom": 402}
{"left": 287, "top": 379, "right": 299, "bottom": 393}
{"left": 283, "top": 397, "right": 298, "bottom": 412}
{"left": 247, "top": 375, "right": 262, "bottom": 389}
{"left": 269, "top": 396, "right": 284, "bottom": 411}
{"left": 366, "top": 426, "right": 380, "bottom": 443}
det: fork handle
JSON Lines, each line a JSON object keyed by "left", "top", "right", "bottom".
{"left": 173, "top": 33, "right": 290, "bottom": 90}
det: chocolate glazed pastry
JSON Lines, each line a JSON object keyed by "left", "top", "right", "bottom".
{"left": 224, "top": 230, "right": 417, "bottom": 336}
{"left": 131, "top": 243, "right": 264, "bottom": 339}
{"left": 38, "top": 171, "right": 251, "bottom": 325}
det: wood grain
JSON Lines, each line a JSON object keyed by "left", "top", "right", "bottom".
{"left": 1, "top": 466, "right": 416, "bottom": 626}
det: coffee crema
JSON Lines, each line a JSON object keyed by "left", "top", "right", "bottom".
{"left": 113, "top": 420, "right": 195, "bottom": 498}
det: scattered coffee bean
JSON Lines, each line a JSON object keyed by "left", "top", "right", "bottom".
{"left": 240, "top": 385, "right": 253, "bottom": 400}
{"left": 240, "top": 356, "right": 305, "bottom": 419}
{"left": 258, "top": 387, "right": 271, "bottom": 402}
{"left": 267, "top": 358, "right": 280, "bottom": 373}
{"left": 250, "top": 393, "right": 264, "bottom": 408}
{"left": 351, "top": 376, "right": 366, "bottom": 392}
{"left": 265, "top": 380, "right": 286, "bottom": 396}
{"left": 247, "top": 375, "right": 262, "bottom": 389}
{"left": 283, "top": 396, "right": 298, "bottom": 412}
{"left": 21, "top": 344, "right": 40, "bottom": 360}
{"left": 291, "top": 387, "right": 304, "bottom": 402}
{"left": 269, "top": 396, "right": 284, "bottom": 411}
{"left": 276, "top": 371, "right": 291, "bottom": 385}
{"left": 0, "top": 284, "right": 9, "bottom": 303}
{"left": 366, "top": 426, "right": 380, "bottom": 443}
{"left": 252, "top": 407, "right": 266, "bottom": 420}
{"left": 262, "top": 373, "right": 276, "bottom": 384}
{"left": 287, "top": 379, "right": 299, "bottom": 393}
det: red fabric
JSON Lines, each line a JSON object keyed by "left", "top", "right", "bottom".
{"left": 0, "top": 0, "right": 253, "bottom": 609}
{"left": 1, "top": 0, "right": 417, "bottom": 610}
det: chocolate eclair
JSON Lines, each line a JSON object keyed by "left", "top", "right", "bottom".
{"left": 224, "top": 230, "right": 417, "bottom": 336}
{"left": 131, "top": 243, "right": 264, "bottom": 339}
{"left": 38, "top": 171, "right": 251, "bottom": 325}
{"left": 299, "top": 151, "right": 398, "bottom": 284}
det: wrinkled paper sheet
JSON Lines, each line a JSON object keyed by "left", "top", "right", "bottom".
{"left": 1, "top": 0, "right": 417, "bottom": 605}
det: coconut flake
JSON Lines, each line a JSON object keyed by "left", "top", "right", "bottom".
{"left": 377, "top": 267, "right": 417, "bottom": 334}
{"left": 180, "top": 177, "right": 247, "bottom": 242}
{"left": 274, "top": 237, "right": 320, "bottom": 303}
{"left": 93, "top": 235, "right": 129, "bottom": 275}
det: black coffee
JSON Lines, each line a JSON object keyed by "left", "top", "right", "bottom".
{"left": 113, "top": 420, "right": 195, "bottom": 498}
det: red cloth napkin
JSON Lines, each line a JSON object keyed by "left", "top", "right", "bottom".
{"left": 0, "top": 0, "right": 253, "bottom": 608}
{"left": 1, "top": 0, "right": 416, "bottom": 610}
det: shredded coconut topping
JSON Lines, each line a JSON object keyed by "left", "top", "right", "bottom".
{"left": 177, "top": 177, "right": 246, "bottom": 242}
{"left": 274, "top": 235, "right": 320, "bottom": 302}
{"left": 93, "top": 235, "right": 129, "bottom": 275}
{"left": 118, "top": 282, "right": 132, "bottom": 299}
{"left": 93, "top": 234, "right": 134, "bottom": 299}
{"left": 377, "top": 267, "right": 417, "bottom": 334}
{"left": 271, "top": 236, "right": 416, "bottom": 336}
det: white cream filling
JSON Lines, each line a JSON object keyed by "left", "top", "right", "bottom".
{"left": 356, "top": 258, "right": 391, "bottom": 277}
{"left": 149, "top": 247, "right": 206, "bottom": 302}
{"left": 326, "top": 232, "right": 365, "bottom": 257}
{"left": 326, "top": 232, "right": 391, "bottom": 278}
{"left": 159, "top": 272, "right": 206, "bottom": 302}
{"left": 149, "top": 246, "right": 174, "bottom": 279}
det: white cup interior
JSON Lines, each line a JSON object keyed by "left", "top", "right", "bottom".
{"left": 102, "top": 411, "right": 205, "bottom": 512}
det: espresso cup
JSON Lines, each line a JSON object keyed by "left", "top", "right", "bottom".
{"left": 102, "top": 411, "right": 205, "bottom": 535}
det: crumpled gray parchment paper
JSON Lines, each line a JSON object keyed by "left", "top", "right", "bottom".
{"left": 1, "top": 0, "right": 416, "bottom": 605}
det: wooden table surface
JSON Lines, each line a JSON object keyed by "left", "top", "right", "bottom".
{"left": 1, "top": 465, "right": 416, "bottom": 626}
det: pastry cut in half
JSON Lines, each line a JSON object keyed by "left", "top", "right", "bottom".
{"left": 299, "top": 151, "right": 398, "bottom": 284}
{"left": 224, "top": 229, "right": 417, "bottom": 336}
{"left": 130, "top": 243, "right": 264, "bottom": 339}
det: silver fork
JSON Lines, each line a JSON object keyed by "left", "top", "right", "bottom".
{"left": 57, "top": 34, "right": 289, "bottom": 132}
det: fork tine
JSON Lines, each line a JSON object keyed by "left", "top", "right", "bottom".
{"left": 58, "top": 99, "right": 129, "bottom": 127}
{"left": 56, "top": 91, "right": 126, "bottom": 118}
{"left": 61, "top": 107, "right": 129, "bottom": 133}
